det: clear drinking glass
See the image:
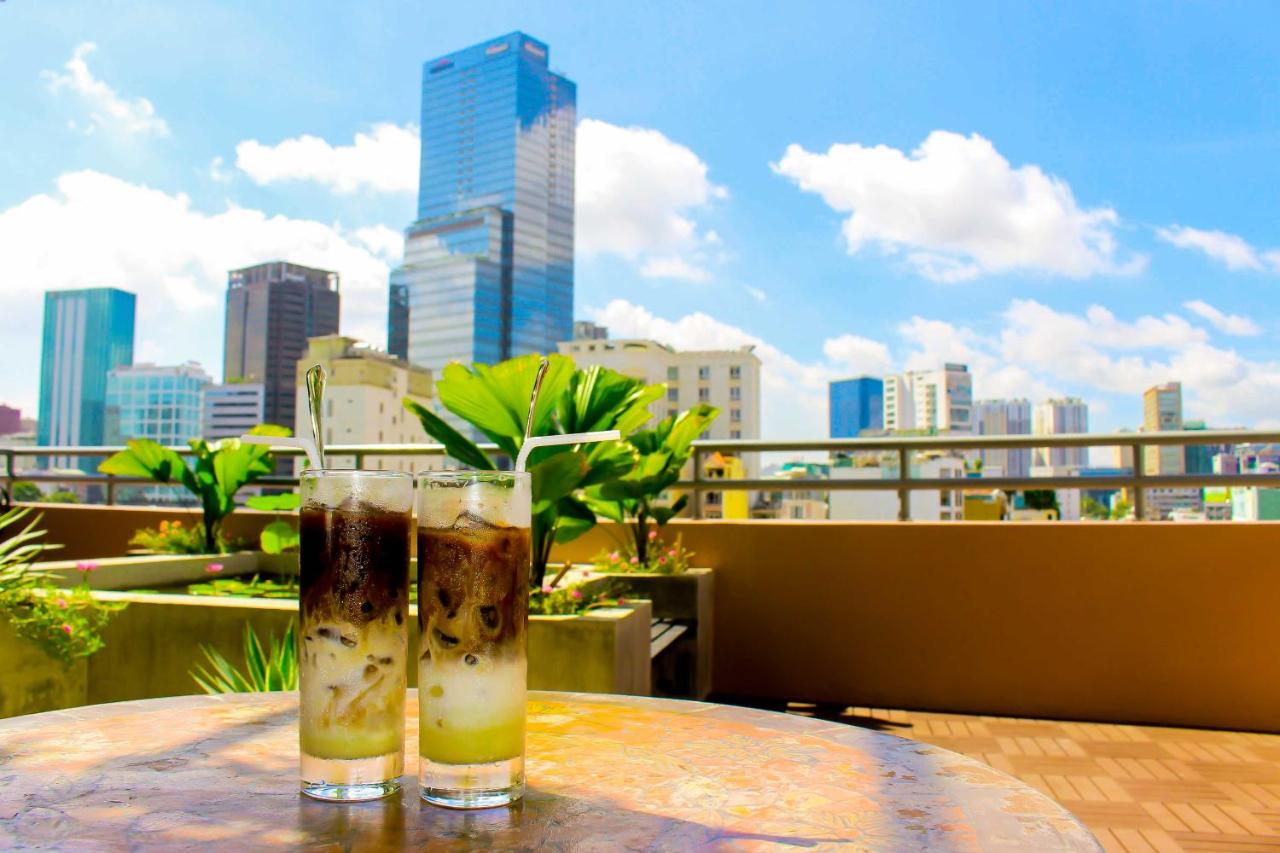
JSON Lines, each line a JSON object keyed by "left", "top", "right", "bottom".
{"left": 298, "top": 470, "right": 412, "bottom": 801}
{"left": 416, "top": 470, "right": 531, "bottom": 808}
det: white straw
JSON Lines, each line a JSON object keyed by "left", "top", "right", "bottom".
{"left": 240, "top": 435, "right": 322, "bottom": 470}
{"left": 515, "top": 430, "right": 621, "bottom": 473}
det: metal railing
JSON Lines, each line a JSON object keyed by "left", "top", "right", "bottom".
{"left": 4, "top": 429, "right": 1279, "bottom": 520}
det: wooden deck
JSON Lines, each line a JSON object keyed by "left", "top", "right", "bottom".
{"left": 793, "top": 704, "right": 1280, "bottom": 851}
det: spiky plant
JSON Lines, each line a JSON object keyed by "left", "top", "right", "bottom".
{"left": 191, "top": 620, "right": 298, "bottom": 693}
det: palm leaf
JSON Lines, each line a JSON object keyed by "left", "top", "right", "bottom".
{"left": 403, "top": 399, "right": 496, "bottom": 470}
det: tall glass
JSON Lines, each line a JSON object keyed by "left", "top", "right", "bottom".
{"left": 416, "top": 470, "right": 530, "bottom": 808}
{"left": 298, "top": 470, "right": 412, "bottom": 801}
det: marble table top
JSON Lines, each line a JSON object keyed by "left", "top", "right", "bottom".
{"left": 0, "top": 690, "right": 1099, "bottom": 851}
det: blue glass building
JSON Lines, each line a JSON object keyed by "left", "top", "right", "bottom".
{"left": 390, "top": 32, "right": 575, "bottom": 373}
{"left": 829, "top": 377, "right": 884, "bottom": 438}
{"left": 105, "top": 363, "right": 210, "bottom": 445}
{"left": 37, "top": 287, "right": 136, "bottom": 471}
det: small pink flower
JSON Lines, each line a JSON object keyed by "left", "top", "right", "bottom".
{"left": 55, "top": 598, "right": 68, "bottom": 609}
{"left": 581, "top": 570, "right": 591, "bottom": 577}
{"left": 617, "top": 597, "right": 627, "bottom": 605}
{"left": 541, "top": 585, "right": 553, "bottom": 594}
{"left": 658, "top": 556, "right": 667, "bottom": 565}
{"left": 205, "top": 563, "right": 224, "bottom": 574}
{"left": 647, "top": 530, "right": 658, "bottom": 541}
{"left": 667, "top": 548, "right": 677, "bottom": 557}
{"left": 75, "top": 561, "right": 97, "bottom": 573}
{"left": 608, "top": 551, "right": 619, "bottom": 562}
{"left": 629, "top": 556, "right": 639, "bottom": 565}
{"left": 570, "top": 589, "right": 583, "bottom": 600}
{"left": 60, "top": 624, "right": 73, "bottom": 636}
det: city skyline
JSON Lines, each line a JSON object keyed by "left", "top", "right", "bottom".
{"left": 2, "top": 3, "right": 1279, "bottom": 438}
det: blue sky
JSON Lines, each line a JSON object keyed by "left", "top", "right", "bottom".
{"left": 2, "top": 0, "right": 1278, "bottom": 437}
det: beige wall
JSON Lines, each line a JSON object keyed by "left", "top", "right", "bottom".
{"left": 556, "top": 520, "right": 1280, "bottom": 733}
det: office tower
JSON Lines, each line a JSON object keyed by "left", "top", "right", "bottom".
{"left": 1032, "top": 398, "right": 1089, "bottom": 469}
{"left": 387, "top": 280, "right": 410, "bottom": 362}
{"left": 557, "top": 336, "right": 762, "bottom": 494}
{"left": 883, "top": 364, "right": 972, "bottom": 433}
{"left": 0, "top": 405, "right": 21, "bottom": 436}
{"left": 1183, "top": 419, "right": 1215, "bottom": 475}
{"left": 293, "top": 336, "right": 433, "bottom": 474}
{"left": 392, "top": 32, "right": 576, "bottom": 375}
{"left": 974, "top": 399, "right": 1031, "bottom": 478}
{"left": 37, "top": 287, "right": 136, "bottom": 471}
{"left": 105, "top": 362, "right": 211, "bottom": 445}
{"left": 223, "top": 261, "right": 340, "bottom": 431}
{"left": 1143, "top": 382, "right": 1184, "bottom": 475}
{"left": 829, "top": 377, "right": 884, "bottom": 438}
{"left": 573, "top": 320, "right": 608, "bottom": 341}
{"left": 201, "top": 383, "right": 267, "bottom": 440}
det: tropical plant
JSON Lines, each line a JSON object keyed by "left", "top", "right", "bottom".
{"left": 44, "top": 490, "right": 80, "bottom": 503}
{"left": 1022, "top": 489, "right": 1061, "bottom": 514}
{"left": 1081, "top": 497, "right": 1110, "bottom": 520}
{"left": 128, "top": 519, "right": 206, "bottom": 554}
{"left": 245, "top": 492, "right": 301, "bottom": 554}
{"left": 191, "top": 620, "right": 298, "bottom": 693}
{"left": 583, "top": 404, "right": 718, "bottom": 566}
{"left": 0, "top": 509, "right": 126, "bottom": 664}
{"left": 10, "top": 481, "right": 42, "bottom": 502}
{"left": 186, "top": 573, "right": 298, "bottom": 599}
{"left": 405, "top": 353, "right": 661, "bottom": 589}
{"left": 1110, "top": 498, "right": 1134, "bottom": 520}
{"left": 99, "top": 424, "right": 290, "bottom": 553}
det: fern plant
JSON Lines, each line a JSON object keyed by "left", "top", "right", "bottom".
{"left": 191, "top": 620, "right": 298, "bottom": 693}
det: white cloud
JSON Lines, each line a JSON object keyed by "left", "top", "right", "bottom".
{"left": 235, "top": 123, "right": 419, "bottom": 194}
{"left": 41, "top": 42, "right": 169, "bottom": 137}
{"left": 772, "top": 130, "right": 1145, "bottom": 282}
{"left": 822, "top": 334, "right": 892, "bottom": 376}
{"left": 744, "top": 285, "right": 767, "bottom": 303}
{"left": 208, "top": 156, "right": 232, "bottom": 184}
{"left": 353, "top": 224, "right": 405, "bottom": 263}
{"left": 0, "top": 171, "right": 394, "bottom": 414}
{"left": 577, "top": 119, "right": 726, "bottom": 281}
{"left": 1182, "top": 300, "right": 1261, "bottom": 336}
{"left": 1156, "top": 225, "right": 1271, "bottom": 272}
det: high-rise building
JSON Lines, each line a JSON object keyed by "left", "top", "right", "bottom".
{"left": 223, "top": 261, "right": 340, "bottom": 432}
{"left": 201, "top": 383, "right": 267, "bottom": 440}
{"left": 37, "top": 287, "right": 136, "bottom": 470}
{"left": 392, "top": 32, "right": 576, "bottom": 375}
{"left": 974, "top": 399, "right": 1031, "bottom": 478}
{"left": 387, "top": 281, "right": 410, "bottom": 362}
{"left": 1183, "top": 419, "right": 1215, "bottom": 475}
{"left": 105, "top": 362, "right": 211, "bottom": 445}
{"left": 1032, "top": 398, "right": 1089, "bottom": 469}
{"left": 883, "top": 364, "right": 972, "bottom": 433}
{"left": 0, "top": 405, "right": 21, "bottom": 436}
{"left": 1143, "top": 382, "right": 1184, "bottom": 476}
{"left": 573, "top": 320, "right": 608, "bottom": 341}
{"left": 829, "top": 377, "right": 884, "bottom": 438}
{"left": 293, "top": 336, "right": 434, "bottom": 474}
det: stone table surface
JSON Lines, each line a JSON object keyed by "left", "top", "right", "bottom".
{"left": 0, "top": 690, "right": 1100, "bottom": 851}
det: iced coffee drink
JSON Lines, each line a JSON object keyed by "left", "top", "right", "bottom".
{"left": 298, "top": 470, "right": 411, "bottom": 801}
{"left": 417, "top": 471, "right": 530, "bottom": 808}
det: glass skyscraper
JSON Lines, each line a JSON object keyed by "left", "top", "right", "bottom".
{"left": 389, "top": 32, "right": 575, "bottom": 373}
{"left": 105, "top": 362, "right": 211, "bottom": 445}
{"left": 37, "top": 287, "right": 136, "bottom": 471}
{"left": 829, "top": 377, "right": 884, "bottom": 438}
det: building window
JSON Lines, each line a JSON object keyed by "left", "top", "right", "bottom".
{"left": 729, "top": 366, "right": 741, "bottom": 380}
{"left": 698, "top": 366, "right": 710, "bottom": 381}
{"left": 729, "top": 387, "right": 741, "bottom": 401}
{"left": 731, "top": 408, "right": 741, "bottom": 422}
{"left": 667, "top": 388, "right": 678, "bottom": 403}
{"left": 698, "top": 388, "right": 710, "bottom": 403}
{"left": 667, "top": 366, "right": 679, "bottom": 381}
{"left": 731, "top": 429, "right": 741, "bottom": 439}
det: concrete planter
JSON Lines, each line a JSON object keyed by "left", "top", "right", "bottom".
{"left": 33, "top": 551, "right": 299, "bottom": 591}
{"left": 2, "top": 589, "right": 651, "bottom": 717}
{"left": 562, "top": 567, "right": 714, "bottom": 699}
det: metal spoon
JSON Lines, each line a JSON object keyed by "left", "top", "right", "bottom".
{"left": 305, "top": 364, "right": 327, "bottom": 469}
{"left": 524, "top": 357, "right": 550, "bottom": 445}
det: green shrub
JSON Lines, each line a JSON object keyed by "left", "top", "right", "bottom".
{"left": 191, "top": 621, "right": 297, "bottom": 693}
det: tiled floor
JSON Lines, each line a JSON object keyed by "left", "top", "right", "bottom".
{"left": 799, "top": 704, "right": 1280, "bottom": 851}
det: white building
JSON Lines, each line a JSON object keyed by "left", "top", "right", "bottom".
{"left": 1143, "top": 381, "right": 1185, "bottom": 475}
{"left": 293, "top": 336, "right": 434, "bottom": 474}
{"left": 829, "top": 455, "right": 965, "bottom": 521}
{"left": 974, "top": 399, "right": 1031, "bottom": 478}
{"left": 883, "top": 364, "right": 972, "bottom": 434}
{"left": 557, "top": 336, "right": 762, "bottom": 478}
{"left": 201, "top": 383, "right": 266, "bottom": 440}
{"left": 1033, "top": 398, "right": 1088, "bottom": 469}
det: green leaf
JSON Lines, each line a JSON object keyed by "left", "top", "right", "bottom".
{"left": 246, "top": 493, "right": 300, "bottom": 512}
{"left": 259, "top": 520, "right": 299, "bottom": 555}
{"left": 582, "top": 492, "right": 625, "bottom": 524}
{"left": 578, "top": 441, "right": 638, "bottom": 488}
{"left": 436, "top": 355, "right": 574, "bottom": 456}
{"left": 99, "top": 439, "right": 196, "bottom": 492}
{"left": 403, "top": 399, "right": 495, "bottom": 470}
{"left": 553, "top": 496, "right": 597, "bottom": 544}
{"left": 531, "top": 451, "right": 589, "bottom": 511}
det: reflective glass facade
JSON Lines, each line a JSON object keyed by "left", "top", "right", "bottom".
{"left": 37, "top": 287, "right": 136, "bottom": 471}
{"left": 105, "top": 364, "right": 210, "bottom": 445}
{"left": 829, "top": 377, "right": 884, "bottom": 438}
{"left": 393, "top": 32, "right": 575, "bottom": 373}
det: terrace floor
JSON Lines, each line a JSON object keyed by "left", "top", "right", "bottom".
{"left": 781, "top": 702, "right": 1280, "bottom": 851}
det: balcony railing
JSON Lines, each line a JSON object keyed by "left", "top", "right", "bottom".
{"left": 5, "top": 429, "right": 1280, "bottom": 520}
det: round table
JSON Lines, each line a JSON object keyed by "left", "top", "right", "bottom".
{"left": 0, "top": 691, "right": 1098, "bottom": 850}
